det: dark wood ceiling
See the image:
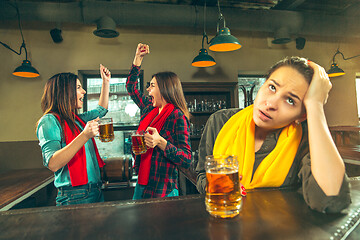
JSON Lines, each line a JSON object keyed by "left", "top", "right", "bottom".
{"left": 11, "top": 0, "right": 360, "bottom": 16}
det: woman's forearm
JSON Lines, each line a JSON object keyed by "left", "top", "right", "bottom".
{"left": 98, "top": 79, "right": 110, "bottom": 109}
{"left": 306, "top": 103, "right": 345, "bottom": 196}
{"left": 48, "top": 132, "right": 90, "bottom": 172}
{"left": 133, "top": 55, "right": 143, "bottom": 67}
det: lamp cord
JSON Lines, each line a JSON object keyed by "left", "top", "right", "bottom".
{"left": 333, "top": 49, "right": 360, "bottom": 63}
{"left": 216, "top": 0, "right": 226, "bottom": 32}
{"left": 0, "top": 1, "right": 28, "bottom": 60}
{"left": 203, "top": 0, "right": 206, "bottom": 37}
{"left": 201, "top": 0, "right": 210, "bottom": 48}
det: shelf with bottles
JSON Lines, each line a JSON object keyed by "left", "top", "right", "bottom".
{"left": 188, "top": 98, "right": 228, "bottom": 114}
{"left": 181, "top": 82, "right": 238, "bottom": 152}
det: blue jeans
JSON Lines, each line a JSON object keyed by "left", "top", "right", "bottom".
{"left": 132, "top": 181, "right": 179, "bottom": 200}
{"left": 56, "top": 183, "right": 104, "bottom": 206}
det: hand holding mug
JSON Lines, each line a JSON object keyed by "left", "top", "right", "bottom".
{"left": 144, "top": 127, "right": 162, "bottom": 149}
{"left": 83, "top": 117, "right": 100, "bottom": 139}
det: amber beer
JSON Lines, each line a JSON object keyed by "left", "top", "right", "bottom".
{"left": 205, "top": 155, "right": 242, "bottom": 218}
{"left": 99, "top": 118, "right": 114, "bottom": 142}
{"left": 131, "top": 131, "right": 147, "bottom": 155}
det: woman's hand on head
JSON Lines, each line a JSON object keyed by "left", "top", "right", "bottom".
{"left": 100, "top": 64, "right": 111, "bottom": 82}
{"left": 83, "top": 117, "right": 100, "bottom": 139}
{"left": 304, "top": 61, "right": 332, "bottom": 108}
{"left": 144, "top": 127, "right": 161, "bottom": 148}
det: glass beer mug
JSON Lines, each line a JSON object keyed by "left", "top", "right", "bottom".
{"left": 98, "top": 118, "right": 114, "bottom": 142}
{"left": 205, "top": 155, "right": 242, "bottom": 218}
{"left": 131, "top": 130, "right": 147, "bottom": 155}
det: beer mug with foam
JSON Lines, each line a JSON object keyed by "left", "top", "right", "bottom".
{"left": 205, "top": 155, "right": 242, "bottom": 218}
{"left": 98, "top": 118, "right": 114, "bottom": 142}
{"left": 131, "top": 130, "right": 147, "bottom": 155}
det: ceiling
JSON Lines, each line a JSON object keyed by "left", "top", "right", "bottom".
{"left": 1, "top": 0, "right": 360, "bottom": 39}
{"left": 7, "top": 0, "right": 360, "bottom": 15}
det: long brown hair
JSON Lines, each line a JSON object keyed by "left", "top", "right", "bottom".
{"left": 37, "top": 73, "right": 79, "bottom": 133}
{"left": 152, "top": 72, "right": 190, "bottom": 119}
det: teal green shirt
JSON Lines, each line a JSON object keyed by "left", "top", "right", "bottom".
{"left": 37, "top": 105, "right": 108, "bottom": 188}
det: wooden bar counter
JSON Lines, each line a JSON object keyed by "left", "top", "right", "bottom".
{"left": 0, "top": 168, "right": 54, "bottom": 211}
{"left": 1, "top": 177, "right": 359, "bottom": 239}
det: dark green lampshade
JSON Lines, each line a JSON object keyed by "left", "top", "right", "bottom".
{"left": 209, "top": 27, "right": 241, "bottom": 52}
{"left": 192, "top": 48, "right": 216, "bottom": 67}
{"left": 327, "top": 63, "right": 345, "bottom": 77}
{"left": 13, "top": 60, "right": 40, "bottom": 78}
{"left": 93, "top": 16, "right": 119, "bottom": 38}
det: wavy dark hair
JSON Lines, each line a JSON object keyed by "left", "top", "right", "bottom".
{"left": 37, "top": 72, "right": 80, "bottom": 134}
{"left": 265, "top": 56, "right": 314, "bottom": 84}
{"left": 152, "top": 72, "right": 190, "bottom": 119}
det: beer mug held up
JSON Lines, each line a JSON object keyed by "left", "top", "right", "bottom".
{"left": 205, "top": 155, "right": 242, "bottom": 218}
{"left": 98, "top": 117, "right": 114, "bottom": 143}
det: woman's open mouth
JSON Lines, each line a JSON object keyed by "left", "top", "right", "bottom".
{"left": 149, "top": 95, "right": 154, "bottom": 103}
{"left": 259, "top": 110, "right": 272, "bottom": 121}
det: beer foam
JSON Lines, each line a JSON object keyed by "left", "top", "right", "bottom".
{"left": 207, "top": 167, "right": 238, "bottom": 174}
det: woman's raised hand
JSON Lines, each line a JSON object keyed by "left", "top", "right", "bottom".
{"left": 136, "top": 43, "right": 150, "bottom": 57}
{"left": 304, "top": 61, "right": 332, "bottom": 108}
{"left": 83, "top": 117, "right": 100, "bottom": 139}
{"left": 133, "top": 43, "right": 150, "bottom": 66}
{"left": 100, "top": 64, "right": 111, "bottom": 82}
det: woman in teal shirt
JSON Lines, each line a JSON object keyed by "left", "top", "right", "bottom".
{"left": 36, "top": 64, "right": 111, "bottom": 206}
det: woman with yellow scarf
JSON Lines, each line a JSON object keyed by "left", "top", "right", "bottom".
{"left": 196, "top": 57, "right": 351, "bottom": 213}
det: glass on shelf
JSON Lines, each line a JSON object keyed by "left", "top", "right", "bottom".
{"left": 187, "top": 98, "right": 227, "bottom": 113}
{"left": 190, "top": 122, "right": 205, "bottom": 137}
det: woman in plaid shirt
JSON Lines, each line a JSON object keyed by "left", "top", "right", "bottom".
{"left": 127, "top": 43, "right": 192, "bottom": 199}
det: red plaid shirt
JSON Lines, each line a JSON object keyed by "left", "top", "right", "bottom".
{"left": 126, "top": 65, "right": 192, "bottom": 198}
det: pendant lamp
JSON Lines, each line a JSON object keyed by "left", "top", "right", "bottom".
{"left": 271, "top": 27, "right": 292, "bottom": 44}
{"left": 93, "top": 16, "right": 119, "bottom": 38}
{"left": 192, "top": 46, "right": 216, "bottom": 67}
{"left": 13, "top": 59, "right": 39, "bottom": 78}
{"left": 327, "top": 49, "right": 360, "bottom": 78}
{"left": 192, "top": 1, "right": 216, "bottom": 67}
{"left": 327, "top": 63, "right": 345, "bottom": 78}
{"left": 0, "top": 3, "right": 40, "bottom": 78}
{"left": 209, "top": 0, "right": 241, "bottom": 52}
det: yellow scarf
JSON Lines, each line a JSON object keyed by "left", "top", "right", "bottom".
{"left": 213, "top": 105, "right": 302, "bottom": 189}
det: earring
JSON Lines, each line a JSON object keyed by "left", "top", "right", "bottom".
{"left": 295, "top": 120, "right": 300, "bottom": 125}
